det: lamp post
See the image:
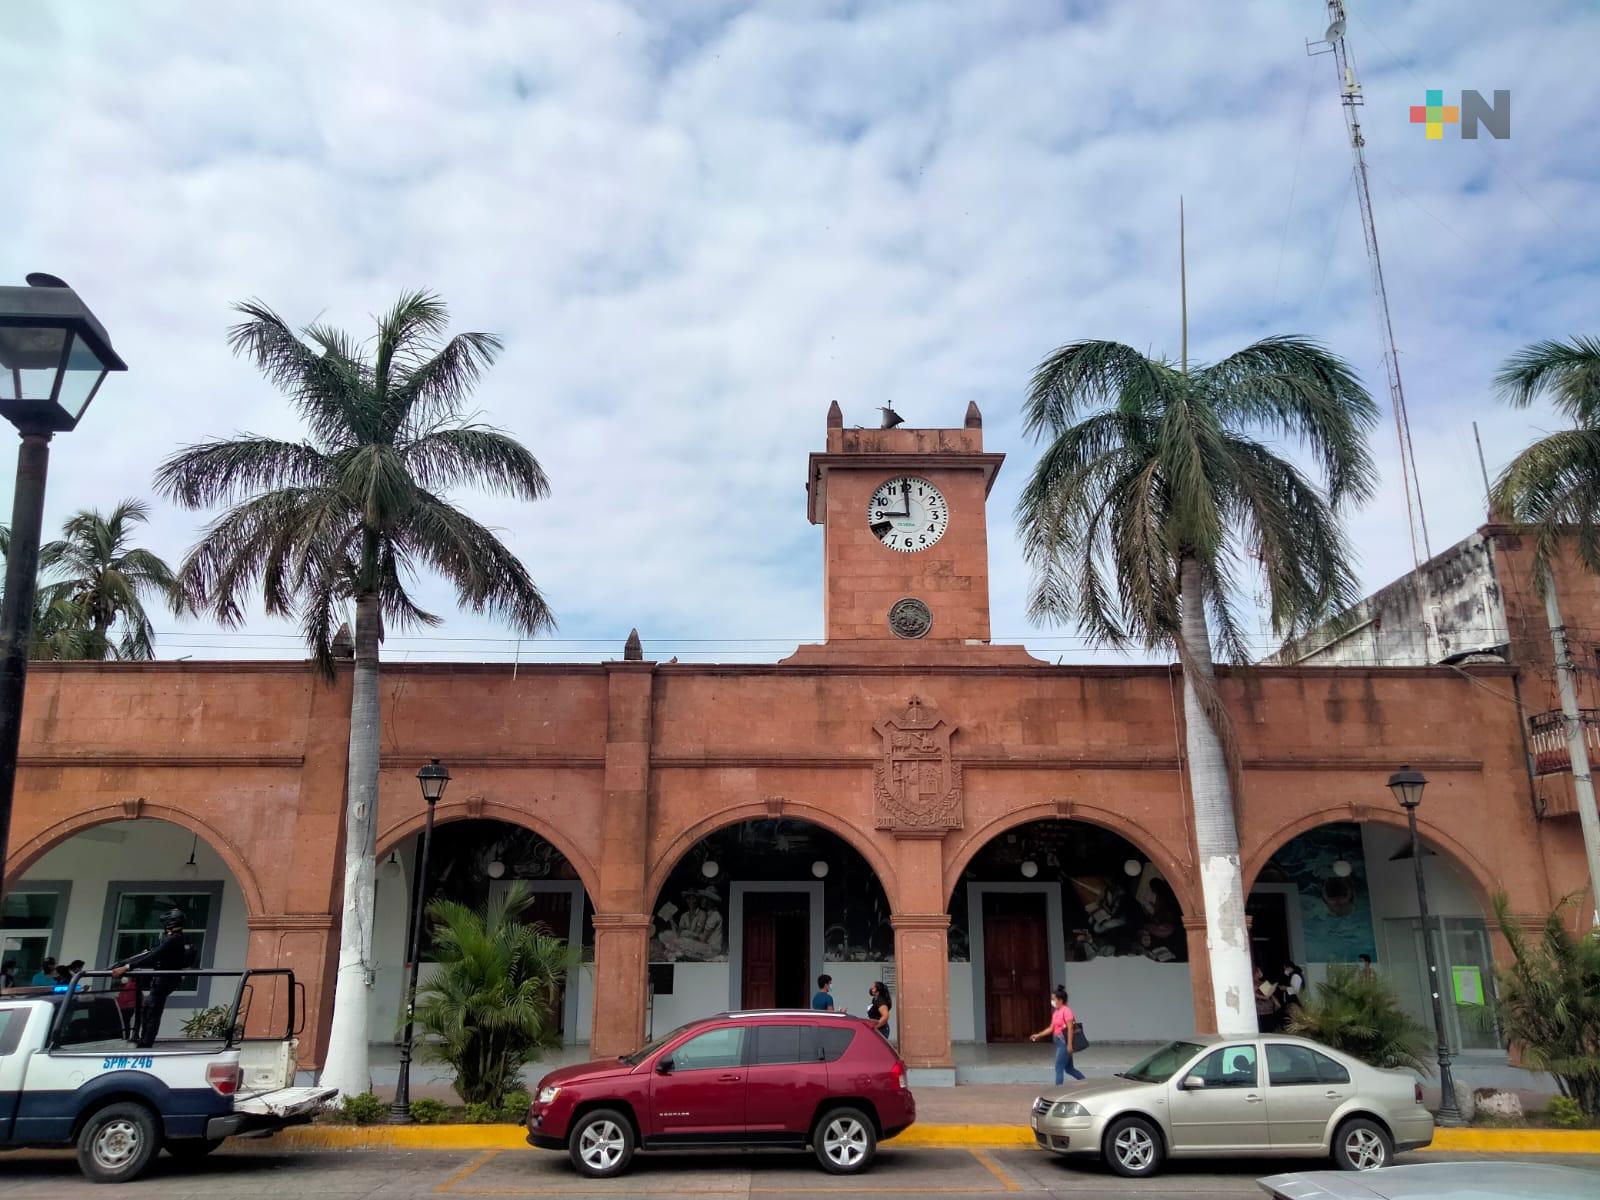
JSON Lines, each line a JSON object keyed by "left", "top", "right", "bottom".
{"left": 0, "top": 275, "right": 125, "bottom": 907}
{"left": 1386, "top": 765, "right": 1464, "bottom": 1127}
{"left": 390, "top": 758, "right": 451, "bottom": 1123}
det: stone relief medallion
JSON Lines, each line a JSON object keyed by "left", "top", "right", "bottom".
{"left": 887, "top": 597, "right": 932, "bottom": 639}
{"left": 873, "top": 695, "right": 963, "bottom": 833}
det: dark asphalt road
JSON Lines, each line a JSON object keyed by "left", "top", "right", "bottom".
{"left": 2, "top": 1145, "right": 1598, "bottom": 1199}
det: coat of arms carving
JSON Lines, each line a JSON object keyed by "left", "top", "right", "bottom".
{"left": 873, "top": 695, "right": 963, "bottom": 832}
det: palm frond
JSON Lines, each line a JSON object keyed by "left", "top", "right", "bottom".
{"left": 401, "top": 493, "right": 555, "bottom": 636}
{"left": 403, "top": 426, "right": 548, "bottom": 501}
{"left": 1495, "top": 336, "right": 1600, "bottom": 423}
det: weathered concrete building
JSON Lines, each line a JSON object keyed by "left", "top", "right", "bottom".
{"left": 4, "top": 409, "right": 1595, "bottom": 1082}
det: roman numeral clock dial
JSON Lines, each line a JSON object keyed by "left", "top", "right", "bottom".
{"left": 867, "top": 475, "right": 948, "bottom": 552}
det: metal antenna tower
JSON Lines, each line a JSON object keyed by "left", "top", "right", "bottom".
{"left": 1309, "top": 1, "right": 1431, "bottom": 569}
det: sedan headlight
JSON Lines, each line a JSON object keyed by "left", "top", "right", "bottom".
{"left": 537, "top": 1086, "right": 561, "bottom": 1104}
{"left": 1051, "top": 1100, "right": 1090, "bottom": 1118}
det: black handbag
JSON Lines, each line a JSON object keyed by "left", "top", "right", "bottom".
{"left": 1070, "top": 1021, "right": 1089, "bottom": 1053}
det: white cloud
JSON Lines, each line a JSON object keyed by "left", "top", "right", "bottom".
{"left": 3, "top": 0, "right": 1596, "bottom": 664}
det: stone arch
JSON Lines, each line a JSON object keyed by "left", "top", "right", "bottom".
{"left": 943, "top": 802, "right": 1198, "bottom": 916}
{"left": 646, "top": 802, "right": 900, "bottom": 913}
{"left": 375, "top": 799, "right": 601, "bottom": 901}
{"left": 1241, "top": 805, "right": 1502, "bottom": 918}
{"left": 6, "top": 804, "right": 268, "bottom": 918}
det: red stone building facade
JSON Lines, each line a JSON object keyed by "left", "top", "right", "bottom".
{"left": 4, "top": 409, "right": 1594, "bottom": 1079}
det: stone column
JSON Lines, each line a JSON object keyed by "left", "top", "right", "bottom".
{"left": 890, "top": 833, "right": 953, "bottom": 1073}
{"left": 1183, "top": 915, "right": 1216, "bottom": 1035}
{"left": 589, "top": 661, "right": 655, "bottom": 1057}
{"left": 246, "top": 914, "right": 337, "bottom": 1067}
{"left": 891, "top": 913, "right": 952, "bottom": 1071}
{"left": 590, "top": 914, "right": 652, "bottom": 1057}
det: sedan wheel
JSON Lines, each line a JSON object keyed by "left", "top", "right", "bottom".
{"left": 815, "top": 1107, "right": 877, "bottom": 1174}
{"left": 1333, "top": 1118, "right": 1393, "bottom": 1172}
{"left": 1103, "top": 1115, "right": 1164, "bottom": 1178}
{"left": 567, "top": 1109, "right": 634, "bottom": 1178}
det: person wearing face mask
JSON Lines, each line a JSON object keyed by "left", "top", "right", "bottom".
{"left": 1029, "top": 985, "right": 1086, "bottom": 1085}
{"left": 866, "top": 980, "right": 892, "bottom": 1039}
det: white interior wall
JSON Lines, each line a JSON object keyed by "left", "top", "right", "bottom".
{"left": 1059, "top": 956, "right": 1194, "bottom": 1041}
{"left": 948, "top": 962, "right": 975, "bottom": 1041}
{"left": 18, "top": 820, "right": 248, "bottom": 1010}
{"left": 1361, "top": 823, "right": 1483, "bottom": 922}
{"left": 648, "top": 961, "right": 729, "bottom": 1035}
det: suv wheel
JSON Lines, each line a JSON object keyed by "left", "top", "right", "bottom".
{"left": 568, "top": 1109, "right": 634, "bottom": 1178}
{"left": 1103, "top": 1115, "right": 1164, "bottom": 1178}
{"left": 1333, "top": 1117, "right": 1392, "bottom": 1171}
{"left": 815, "top": 1106, "right": 876, "bottom": 1174}
{"left": 77, "top": 1102, "right": 161, "bottom": 1183}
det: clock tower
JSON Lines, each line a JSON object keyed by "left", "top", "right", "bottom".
{"left": 787, "top": 401, "right": 1039, "bottom": 665}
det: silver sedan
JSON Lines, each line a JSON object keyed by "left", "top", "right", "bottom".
{"left": 1030, "top": 1034, "right": 1433, "bottom": 1178}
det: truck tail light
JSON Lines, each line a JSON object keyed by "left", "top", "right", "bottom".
{"left": 891, "top": 1060, "right": 907, "bottom": 1089}
{"left": 1414, "top": 1082, "right": 1425, "bottom": 1107}
{"left": 207, "top": 1062, "right": 240, "bottom": 1097}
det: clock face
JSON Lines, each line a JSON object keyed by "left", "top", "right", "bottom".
{"left": 868, "top": 476, "right": 949, "bottom": 553}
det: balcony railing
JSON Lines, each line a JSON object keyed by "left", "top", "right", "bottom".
{"left": 1527, "top": 709, "right": 1600, "bottom": 776}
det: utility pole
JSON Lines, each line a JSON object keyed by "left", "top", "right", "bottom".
{"left": 1542, "top": 579, "right": 1600, "bottom": 926}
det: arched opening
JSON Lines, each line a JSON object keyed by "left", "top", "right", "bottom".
{"left": 1246, "top": 820, "right": 1500, "bottom": 1056}
{"left": 370, "top": 819, "right": 594, "bottom": 1057}
{"left": 3, "top": 818, "right": 251, "bottom": 1027}
{"left": 947, "top": 818, "right": 1192, "bottom": 1046}
{"left": 646, "top": 817, "right": 893, "bottom": 1035}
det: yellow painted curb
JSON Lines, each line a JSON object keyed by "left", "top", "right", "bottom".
{"left": 273, "top": 1122, "right": 1600, "bottom": 1155}
{"left": 1430, "top": 1127, "right": 1600, "bottom": 1154}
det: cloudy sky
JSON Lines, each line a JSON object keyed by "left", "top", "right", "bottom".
{"left": 4, "top": 0, "right": 1596, "bottom": 666}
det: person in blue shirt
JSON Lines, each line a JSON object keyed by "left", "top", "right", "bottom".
{"left": 31, "top": 957, "right": 58, "bottom": 987}
{"left": 810, "top": 974, "right": 836, "bottom": 1011}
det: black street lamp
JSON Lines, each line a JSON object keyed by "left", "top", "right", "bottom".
{"left": 390, "top": 758, "right": 451, "bottom": 1123}
{"left": 0, "top": 274, "right": 125, "bottom": 907}
{"left": 1386, "top": 765, "right": 1464, "bottom": 1127}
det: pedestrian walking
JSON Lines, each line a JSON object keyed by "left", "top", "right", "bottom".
{"left": 1253, "top": 966, "right": 1281, "bottom": 1031}
{"left": 1029, "top": 985, "right": 1086, "bottom": 1085}
{"left": 866, "top": 980, "right": 892, "bottom": 1039}
{"left": 811, "top": 974, "right": 836, "bottom": 1012}
{"left": 110, "top": 908, "right": 194, "bottom": 1048}
{"left": 1280, "top": 961, "right": 1305, "bottom": 1025}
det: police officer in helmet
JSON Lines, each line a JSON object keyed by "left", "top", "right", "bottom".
{"left": 110, "top": 907, "right": 194, "bottom": 1048}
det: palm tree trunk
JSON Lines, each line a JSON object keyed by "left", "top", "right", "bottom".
{"left": 320, "top": 589, "right": 382, "bottom": 1095}
{"left": 1179, "top": 555, "right": 1258, "bottom": 1035}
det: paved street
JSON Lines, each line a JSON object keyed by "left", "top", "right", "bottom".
{"left": 3, "top": 1145, "right": 1599, "bottom": 1200}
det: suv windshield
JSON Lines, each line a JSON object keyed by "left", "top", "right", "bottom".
{"left": 620, "top": 1023, "right": 696, "bottom": 1066}
{"left": 1123, "top": 1040, "right": 1204, "bottom": 1083}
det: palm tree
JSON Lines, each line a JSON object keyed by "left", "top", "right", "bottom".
{"left": 413, "top": 883, "right": 571, "bottom": 1106}
{"left": 1, "top": 519, "right": 151, "bottom": 660}
{"left": 35, "top": 499, "right": 178, "bottom": 660}
{"left": 1490, "top": 336, "right": 1600, "bottom": 918}
{"left": 155, "top": 291, "right": 555, "bottom": 1095}
{"left": 1017, "top": 335, "right": 1377, "bottom": 1034}
{"left": 1286, "top": 964, "right": 1431, "bottom": 1074}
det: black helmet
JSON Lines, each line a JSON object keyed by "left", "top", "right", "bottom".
{"left": 159, "top": 908, "right": 186, "bottom": 930}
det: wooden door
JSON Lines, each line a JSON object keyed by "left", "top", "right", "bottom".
{"left": 524, "top": 890, "right": 573, "bottom": 1035}
{"left": 743, "top": 914, "right": 778, "bottom": 1008}
{"left": 984, "top": 893, "right": 1049, "bottom": 1042}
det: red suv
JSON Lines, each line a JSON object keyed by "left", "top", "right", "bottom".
{"left": 526, "top": 1010, "right": 915, "bottom": 1178}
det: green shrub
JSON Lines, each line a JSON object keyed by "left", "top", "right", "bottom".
{"left": 1488, "top": 893, "right": 1600, "bottom": 1119}
{"left": 463, "top": 1102, "right": 498, "bottom": 1125}
{"left": 180, "top": 1005, "right": 236, "bottom": 1040}
{"left": 413, "top": 883, "right": 573, "bottom": 1107}
{"left": 340, "top": 1092, "right": 386, "bottom": 1125}
{"left": 500, "top": 1089, "right": 532, "bottom": 1124}
{"left": 408, "top": 1099, "right": 448, "bottom": 1125}
{"left": 1286, "top": 965, "right": 1431, "bottom": 1074}
{"left": 1547, "top": 1096, "right": 1586, "bottom": 1128}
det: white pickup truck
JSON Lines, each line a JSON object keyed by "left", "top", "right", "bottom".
{"left": 0, "top": 968, "right": 335, "bottom": 1182}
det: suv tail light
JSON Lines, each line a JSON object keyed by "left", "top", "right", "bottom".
{"left": 207, "top": 1062, "right": 240, "bottom": 1097}
{"left": 891, "top": 1060, "right": 907, "bottom": 1089}
{"left": 1414, "top": 1082, "right": 1425, "bottom": 1106}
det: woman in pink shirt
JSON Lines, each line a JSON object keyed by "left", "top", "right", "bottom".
{"left": 1029, "top": 985, "right": 1085, "bottom": 1085}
